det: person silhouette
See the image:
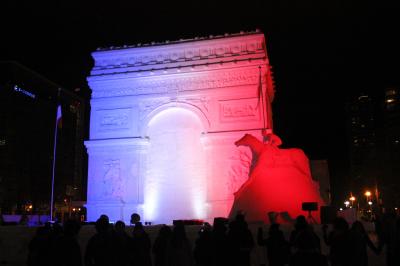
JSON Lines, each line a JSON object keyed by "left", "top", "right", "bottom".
{"left": 27, "top": 226, "right": 52, "bottom": 266}
{"left": 194, "top": 223, "right": 214, "bottom": 266}
{"left": 111, "top": 221, "right": 130, "bottom": 266}
{"left": 153, "top": 225, "right": 172, "bottom": 266}
{"left": 322, "top": 217, "right": 350, "bottom": 266}
{"left": 85, "top": 218, "right": 112, "bottom": 266}
{"left": 348, "top": 221, "right": 379, "bottom": 266}
{"left": 167, "top": 221, "right": 194, "bottom": 266}
{"left": 227, "top": 213, "right": 254, "bottom": 266}
{"left": 129, "top": 222, "right": 152, "bottom": 266}
{"left": 376, "top": 211, "right": 399, "bottom": 266}
{"left": 53, "top": 220, "right": 82, "bottom": 266}
{"left": 258, "top": 223, "right": 290, "bottom": 266}
{"left": 211, "top": 218, "right": 230, "bottom": 266}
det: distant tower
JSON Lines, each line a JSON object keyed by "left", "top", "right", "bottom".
{"left": 382, "top": 87, "right": 400, "bottom": 206}
{"left": 346, "top": 88, "right": 400, "bottom": 207}
{"left": 346, "top": 93, "right": 378, "bottom": 191}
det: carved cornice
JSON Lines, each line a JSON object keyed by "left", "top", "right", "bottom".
{"left": 90, "top": 67, "right": 272, "bottom": 99}
{"left": 90, "top": 33, "right": 267, "bottom": 76}
{"left": 85, "top": 138, "right": 150, "bottom": 154}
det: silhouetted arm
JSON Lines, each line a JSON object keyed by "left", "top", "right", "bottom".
{"left": 321, "top": 225, "right": 330, "bottom": 246}
{"left": 365, "top": 234, "right": 379, "bottom": 254}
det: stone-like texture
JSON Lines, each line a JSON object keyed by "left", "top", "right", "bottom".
{"left": 85, "top": 32, "right": 274, "bottom": 224}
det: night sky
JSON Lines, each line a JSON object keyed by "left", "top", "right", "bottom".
{"left": 2, "top": 1, "right": 399, "bottom": 198}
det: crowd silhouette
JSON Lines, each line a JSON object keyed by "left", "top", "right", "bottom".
{"left": 26, "top": 212, "right": 400, "bottom": 266}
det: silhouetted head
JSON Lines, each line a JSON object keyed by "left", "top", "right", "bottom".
{"left": 132, "top": 222, "right": 145, "bottom": 237}
{"left": 44, "top": 222, "right": 52, "bottom": 231}
{"left": 130, "top": 213, "right": 140, "bottom": 225}
{"left": 172, "top": 222, "right": 186, "bottom": 238}
{"left": 198, "top": 222, "right": 212, "bottom": 236}
{"left": 235, "top": 212, "right": 248, "bottom": 229}
{"left": 213, "top": 217, "right": 228, "bottom": 234}
{"left": 171, "top": 222, "right": 187, "bottom": 248}
{"left": 235, "top": 212, "right": 245, "bottom": 222}
{"left": 63, "top": 220, "right": 81, "bottom": 236}
{"left": 99, "top": 214, "right": 109, "bottom": 224}
{"left": 294, "top": 215, "right": 308, "bottom": 230}
{"left": 115, "top": 220, "right": 126, "bottom": 233}
{"left": 351, "top": 221, "right": 365, "bottom": 234}
{"left": 269, "top": 223, "right": 280, "bottom": 234}
{"left": 157, "top": 225, "right": 172, "bottom": 239}
{"left": 95, "top": 218, "right": 109, "bottom": 234}
{"left": 52, "top": 222, "right": 63, "bottom": 237}
{"left": 333, "top": 217, "right": 349, "bottom": 231}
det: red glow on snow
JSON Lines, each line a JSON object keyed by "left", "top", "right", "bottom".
{"left": 230, "top": 134, "right": 325, "bottom": 223}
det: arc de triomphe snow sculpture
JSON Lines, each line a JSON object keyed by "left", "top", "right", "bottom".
{"left": 85, "top": 31, "right": 274, "bottom": 224}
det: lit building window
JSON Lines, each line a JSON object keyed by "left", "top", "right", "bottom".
{"left": 358, "top": 95, "right": 369, "bottom": 100}
{"left": 386, "top": 98, "right": 395, "bottom": 103}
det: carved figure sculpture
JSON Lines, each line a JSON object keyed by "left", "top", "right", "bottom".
{"left": 229, "top": 133, "right": 324, "bottom": 223}
{"left": 102, "top": 160, "right": 124, "bottom": 201}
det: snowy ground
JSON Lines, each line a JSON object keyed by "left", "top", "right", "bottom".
{"left": 0, "top": 222, "right": 385, "bottom": 266}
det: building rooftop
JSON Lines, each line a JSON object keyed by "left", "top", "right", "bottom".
{"left": 96, "top": 29, "right": 263, "bottom": 51}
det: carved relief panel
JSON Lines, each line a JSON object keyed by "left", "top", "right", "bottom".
{"left": 91, "top": 104, "right": 139, "bottom": 139}
{"left": 219, "top": 98, "right": 261, "bottom": 123}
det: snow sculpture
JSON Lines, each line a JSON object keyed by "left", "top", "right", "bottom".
{"left": 84, "top": 31, "right": 302, "bottom": 224}
{"left": 229, "top": 133, "right": 325, "bottom": 223}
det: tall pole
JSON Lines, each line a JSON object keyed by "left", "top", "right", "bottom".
{"left": 50, "top": 89, "right": 61, "bottom": 221}
{"left": 50, "top": 106, "right": 60, "bottom": 221}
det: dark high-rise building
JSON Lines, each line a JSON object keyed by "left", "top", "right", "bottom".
{"left": 346, "top": 88, "right": 400, "bottom": 207}
{"left": 381, "top": 88, "right": 400, "bottom": 206}
{"left": 346, "top": 94, "right": 377, "bottom": 192}
{"left": 0, "top": 61, "right": 86, "bottom": 214}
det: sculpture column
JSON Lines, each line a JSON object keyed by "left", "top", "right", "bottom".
{"left": 84, "top": 137, "right": 149, "bottom": 223}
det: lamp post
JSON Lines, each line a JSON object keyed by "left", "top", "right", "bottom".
{"left": 365, "top": 191, "right": 373, "bottom": 218}
{"left": 365, "top": 191, "right": 371, "bottom": 206}
{"left": 349, "top": 196, "right": 356, "bottom": 208}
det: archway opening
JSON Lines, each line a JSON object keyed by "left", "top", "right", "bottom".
{"left": 144, "top": 107, "right": 207, "bottom": 224}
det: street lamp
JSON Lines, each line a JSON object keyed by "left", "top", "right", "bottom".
{"left": 344, "top": 201, "right": 350, "bottom": 208}
{"left": 349, "top": 196, "right": 356, "bottom": 208}
{"left": 365, "top": 191, "right": 372, "bottom": 206}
